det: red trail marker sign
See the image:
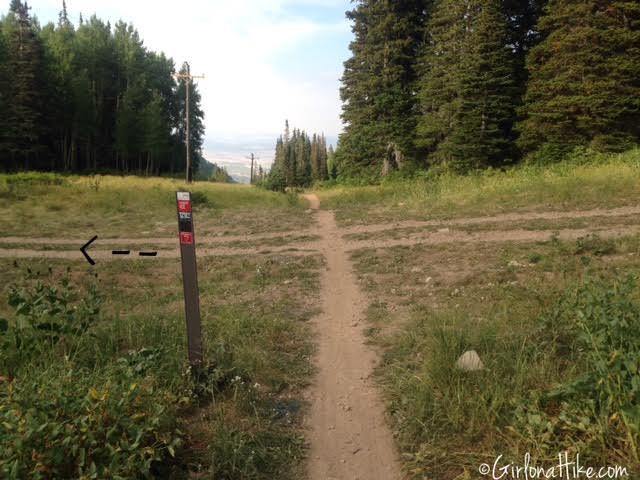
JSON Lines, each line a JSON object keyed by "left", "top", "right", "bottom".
{"left": 176, "top": 191, "right": 203, "bottom": 366}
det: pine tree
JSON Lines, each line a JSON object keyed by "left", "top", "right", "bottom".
{"left": 518, "top": 1, "right": 640, "bottom": 160}
{"left": 310, "top": 133, "right": 319, "bottom": 180}
{"left": 266, "top": 122, "right": 329, "bottom": 190}
{"left": 415, "top": 0, "right": 468, "bottom": 166}
{"left": 448, "top": 0, "right": 518, "bottom": 171}
{"left": 40, "top": 2, "right": 76, "bottom": 171}
{"left": 416, "top": 0, "right": 518, "bottom": 172}
{"left": 4, "top": 0, "right": 48, "bottom": 168}
{"left": 0, "top": 22, "right": 9, "bottom": 155}
{"left": 504, "top": 0, "right": 548, "bottom": 100}
{"left": 318, "top": 134, "right": 329, "bottom": 180}
{"left": 338, "top": 0, "right": 427, "bottom": 176}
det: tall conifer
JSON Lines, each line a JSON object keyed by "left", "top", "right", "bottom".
{"left": 4, "top": 0, "right": 47, "bottom": 168}
{"left": 449, "top": 0, "right": 518, "bottom": 170}
{"left": 518, "top": 1, "right": 640, "bottom": 159}
{"left": 338, "top": 0, "right": 427, "bottom": 176}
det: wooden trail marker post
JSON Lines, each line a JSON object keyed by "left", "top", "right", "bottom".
{"left": 176, "top": 191, "right": 203, "bottom": 367}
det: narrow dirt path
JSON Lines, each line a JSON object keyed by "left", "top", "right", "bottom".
{"left": 303, "top": 194, "right": 402, "bottom": 480}
{"left": 339, "top": 205, "right": 640, "bottom": 235}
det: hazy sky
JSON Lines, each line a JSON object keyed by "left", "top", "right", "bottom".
{"left": 27, "top": 0, "right": 353, "bottom": 174}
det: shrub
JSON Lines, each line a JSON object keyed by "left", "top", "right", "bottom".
{"left": 0, "top": 366, "right": 186, "bottom": 479}
{"left": 0, "top": 277, "right": 101, "bottom": 376}
{"left": 0, "top": 276, "right": 190, "bottom": 479}
{"left": 574, "top": 233, "right": 616, "bottom": 256}
{"left": 519, "top": 275, "right": 640, "bottom": 461}
{"left": 5, "top": 172, "right": 67, "bottom": 188}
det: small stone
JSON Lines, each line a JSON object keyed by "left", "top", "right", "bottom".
{"left": 508, "top": 260, "right": 524, "bottom": 268}
{"left": 456, "top": 350, "right": 484, "bottom": 371}
{"left": 438, "top": 228, "right": 450, "bottom": 233}
{"left": 352, "top": 447, "right": 362, "bottom": 455}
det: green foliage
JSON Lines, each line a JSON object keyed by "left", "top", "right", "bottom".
{"left": 0, "top": 3, "right": 205, "bottom": 176}
{"left": 338, "top": 1, "right": 426, "bottom": 175}
{"left": 518, "top": 275, "right": 640, "bottom": 460}
{"left": 264, "top": 121, "right": 329, "bottom": 191}
{"left": 320, "top": 147, "right": 640, "bottom": 224}
{"left": 1, "top": 0, "right": 47, "bottom": 166}
{"left": 574, "top": 234, "right": 616, "bottom": 257}
{"left": 518, "top": 1, "right": 640, "bottom": 157}
{"left": 377, "top": 269, "right": 640, "bottom": 478}
{"left": 417, "top": 0, "right": 518, "bottom": 172}
{"left": 4, "top": 171, "right": 67, "bottom": 187}
{"left": 0, "top": 274, "right": 187, "bottom": 479}
{"left": 336, "top": 0, "right": 640, "bottom": 181}
{"left": 0, "top": 367, "right": 185, "bottom": 479}
{"left": 0, "top": 277, "right": 100, "bottom": 373}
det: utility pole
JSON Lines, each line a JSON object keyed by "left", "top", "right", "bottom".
{"left": 245, "top": 153, "right": 260, "bottom": 184}
{"left": 175, "top": 63, "right": 204, "bottom": 183}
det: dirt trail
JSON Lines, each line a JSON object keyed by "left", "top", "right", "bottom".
{"left": 346, "top": 225, "right": 640, "bottom": 252}
{"left": 304, "top": 194, "right": 402, "bottom": 480}
{"left": 340, "top": 205, "right": 640, "bottom": 236}
{"left": 2, "top": 205, "right": 639, "bottom": 261}
{"left": 0, "top": 229, "right": 319, "bottom": 246}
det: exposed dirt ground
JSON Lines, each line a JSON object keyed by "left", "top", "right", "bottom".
{"left": 4, "top": 198, "right": 640, "bottom": 478}
{"left": 303, "top": 193, "right": 402, "bottom": 480}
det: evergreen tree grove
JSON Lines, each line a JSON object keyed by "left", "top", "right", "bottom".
{"left": 0, "top": 1, "right": 208, "bottom": 176}
{"left": 517, "top": 0, "right": 640, "bottom": 160}
{"left": 338, "top": 0, "right": 427, "bottom": 177}
{"left": 416, "top": 0, "right": 518, "bottom": 172}
{"left": 448, "top": 0, "right": 518, "bottom": 170}
{"left": 264, "top": 121, "right": 329, "bottom": 191}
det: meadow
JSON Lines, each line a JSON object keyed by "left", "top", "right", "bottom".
{"left": 0, "top": 175, "right": 320, "bottom": 479}
{"left": 1, "top": 153, "right": 639, "bottom": 479}
{"left": 319, "top": 148, "right": 640, "bottom": 226}
{"left": 0, "top": 173, "right": 310, "bottom": 238}
{"left": 321, "top": 149, "right": 640, "bottom": 478}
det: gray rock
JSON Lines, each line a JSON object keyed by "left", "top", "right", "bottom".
{"left": 456, "top": 350, "right": 484, "bottom": 371}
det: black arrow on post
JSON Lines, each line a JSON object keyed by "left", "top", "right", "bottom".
{"left": 81, "top": 236, "right": 98, "bottom": 265}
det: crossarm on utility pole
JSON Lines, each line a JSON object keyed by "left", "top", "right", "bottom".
{"left": 174, "top": 63, "right": 205, "bottom": 184}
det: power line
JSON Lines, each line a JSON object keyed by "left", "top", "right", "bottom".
{"left": 245, "top": 152, "right": 261, "bottom": 185}
{"left": 174, "top": 63, "right": 204, "bottom": 184}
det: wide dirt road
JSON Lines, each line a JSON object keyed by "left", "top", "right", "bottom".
{"left": 303, "top": 193, "right": 401, "bottom": 480}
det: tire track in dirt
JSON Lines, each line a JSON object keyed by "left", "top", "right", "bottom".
{"left": 2, "top": 206, "right": 638, "bottom": 260}
{"left": 345, "top": 225, "right": 640, "bottom": 252}
{"left": 340, "top": 205, "right": 640, "bottom": 236}
{"left": 304, "top": 194, "right": 402, "bottom": 480}
{"left": 0, "top": 230, "right": 319, "bottom": 246}
{"left": 0, "top": 246, "right": 320, "bottom": 261}
{"left": 1, "top": 226, "right": 639, "bottom": 260}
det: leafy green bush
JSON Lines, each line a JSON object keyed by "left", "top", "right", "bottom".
{"left": 0, "top": 277, "right": 101, "bottom": 376}
{"left": 0, "top": 276, "right": 190, "bottom": 479}
{"left": 520, "top": 275, "right": 640, "bottom": 461}
{"left": 0, "top": 366, "right": 186, "bottom": 479}
{"left": 4, "top": 172, "right": 68, "bottom": 187}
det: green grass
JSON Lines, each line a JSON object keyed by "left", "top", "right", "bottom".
{"left": 0, "top": 174, "right": 310, "bottom": 238}
{"left": 318, "top": 149, "right": 640, "bottom": 226}
{"left": 351, "top": 234, "right": 640, "bottom": 479}
{"left": 0, "top": 252, "right": 321, "bottom": 479}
